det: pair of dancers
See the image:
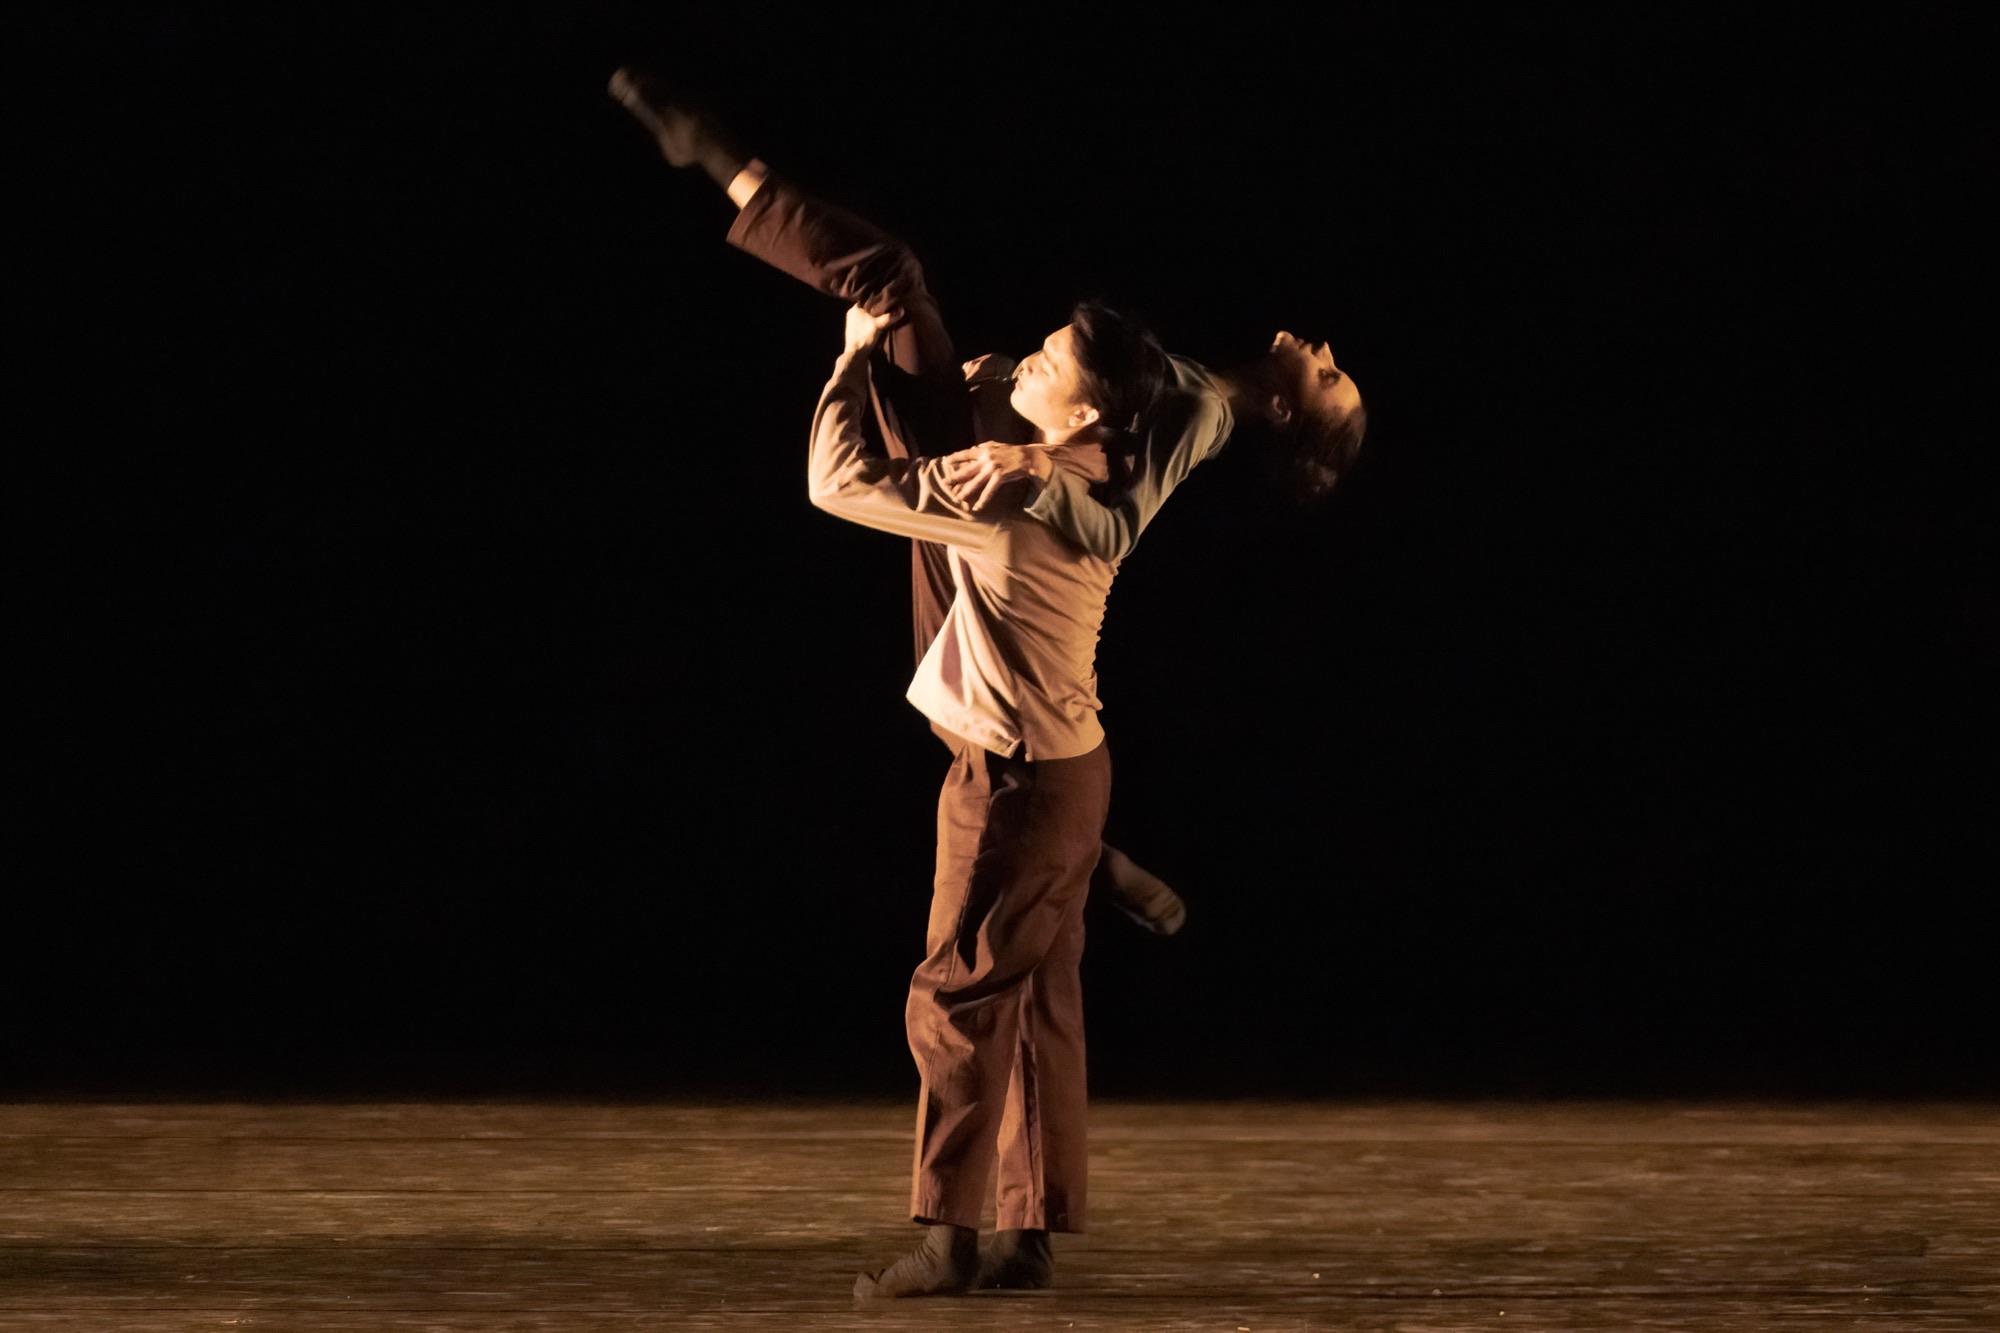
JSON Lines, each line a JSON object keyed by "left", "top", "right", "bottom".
{"left": 611, "top": 69, "right": 1364, "bottom": 1299}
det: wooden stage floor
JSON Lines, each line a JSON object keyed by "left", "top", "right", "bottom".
{"left": 1, "top": 1099, "right": 1994, "bottom": 1330}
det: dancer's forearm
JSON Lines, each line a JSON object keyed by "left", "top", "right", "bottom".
{"left": 808, "top": 347, "right": 994, "bottom": 547}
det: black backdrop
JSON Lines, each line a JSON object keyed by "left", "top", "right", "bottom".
{"left": 20, "top": 5, "right": 1991, "bottom": 1098}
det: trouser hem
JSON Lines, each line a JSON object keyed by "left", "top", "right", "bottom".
{"left": 909, "top": 1195, "right": 982, "bottom": 1230}
{"left": 996, "top": 1208, "right": 1084, "bottom": 1234}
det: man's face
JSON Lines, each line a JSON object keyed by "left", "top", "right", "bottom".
{"left": 1269, "top": 330, "right": 1361, "bottom": 425}
{"left": 1009, "top": 323, "right": 1101, "bottom": 437}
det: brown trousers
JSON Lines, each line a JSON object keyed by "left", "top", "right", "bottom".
{"left": 911, "top": 732, "right": 1109, "bottom": 1232}
{"left": 727, "top": 174, "right": 1105, "bottom": 1231}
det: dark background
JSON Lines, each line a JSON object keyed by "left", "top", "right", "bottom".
{"left": 20, "top": 5, "right": 1991, "bottom": 1098}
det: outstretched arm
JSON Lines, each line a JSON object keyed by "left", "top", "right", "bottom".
{"left": 808, "top": 308, "right": 999, "bottom": 550}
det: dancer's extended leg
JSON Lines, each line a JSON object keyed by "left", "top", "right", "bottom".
{"left": 612, "top": 71, "right": 1188, "bottom": 939}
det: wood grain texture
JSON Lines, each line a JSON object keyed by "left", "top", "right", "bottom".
{"left": 1, "top": 1100, "right": 1994, "bottom": 1329}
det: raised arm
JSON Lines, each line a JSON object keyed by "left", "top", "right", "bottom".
{"left": 808, "top": 308, "right": 999, "bottom": 551}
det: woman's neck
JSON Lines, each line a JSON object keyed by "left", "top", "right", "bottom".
{"left": 1208, "top": 366, "right": 1276, "bottom": 425}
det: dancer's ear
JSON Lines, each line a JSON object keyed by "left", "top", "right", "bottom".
{"left": 1267, "top": 392, "right": 1294, "bottom": 427}
{"left": 1065, "top": 403, "right": 1103, "bottom": 432}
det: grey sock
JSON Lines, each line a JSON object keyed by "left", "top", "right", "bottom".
{"left": 977, "top": 1227, "right": 1055, "bottom": 1290}
{"left": 854, "top": 1223, "right": 978, "bottom": 1300}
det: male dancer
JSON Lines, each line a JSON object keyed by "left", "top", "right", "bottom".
{"left": 607, "top": 70, "right": 1192, "bottom": 937}
{"left": 813, "top": 296, "right": 1157, "bottom": 1297}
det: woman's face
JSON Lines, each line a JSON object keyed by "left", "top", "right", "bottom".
{"left": 1268, "top": 330, "right": 1360, "bottom": 424}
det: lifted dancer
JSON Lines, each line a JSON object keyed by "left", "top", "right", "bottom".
{"left": 609, "top": 69, "right": 1194, "bottom": 937}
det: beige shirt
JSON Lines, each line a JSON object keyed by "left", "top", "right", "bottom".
{"left": 808, "top": 345, "right": 1116, "bottom": 761}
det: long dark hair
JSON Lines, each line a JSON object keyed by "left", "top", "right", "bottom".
{"left": 1288, "top": 400, "right": 1368, "bottom": 505}
{"left": 1067, "top": 300, "right": 1169, "bottom": 449}
{"left": 1236, "top": 354, "right": 1369, "bottom": 506}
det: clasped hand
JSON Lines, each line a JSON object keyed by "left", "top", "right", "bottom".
{"left": 940, "top": 443, "right": 1054, "bottom": 510}
{"left": 843, "top": 309, "right": 1106, "bottom": 510}
{"left": 844, "top": 303, "right": 895, "bottom": 353}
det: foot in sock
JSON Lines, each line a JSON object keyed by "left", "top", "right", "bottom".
{"left": 976, "top": 1227, "right": 1055, "bottom": 1289}
{"left": 852, "top": 1223, "right": 978, "bottom": 1299}
{"left": 1097, "top": 842, "right": 1187, "bottom": 936}
{"left": 605, "top": 67, "right": 746, "bottom": 184}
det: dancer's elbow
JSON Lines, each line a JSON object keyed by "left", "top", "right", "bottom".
{"left": 806, "top": 471, "right": 854, "bottom": 515}
{"left": 1094, "top": 536, "right": 1135, "bottom": 565}
{"left": 1075, "top": 520, "right": 1138, "bottom": 564}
